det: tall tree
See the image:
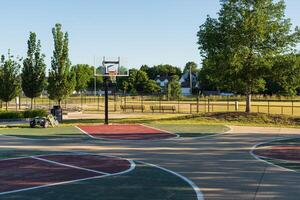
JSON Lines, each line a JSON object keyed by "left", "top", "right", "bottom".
{"left": 127, "top": 69, "right": 149, "bottom": 94}
{"left": 22, "top": 32, "right": 46, "bottom": 109}
{"left": 48, "top": 24, "right": 76, "bottom": 106}
{"left": 183, "top": 62, "right": 198, "bottom": 73}
{"left": 198, "top": 0, "right": 300, "bottom": 112}
{"left": 0, "top": 53, "right": 21, "bottom": 110}
{"left": 167, "top": 75, "right": 181, "bottom": 99}
{"left": 72, "top": 64, "right": 94, "bottom": 93}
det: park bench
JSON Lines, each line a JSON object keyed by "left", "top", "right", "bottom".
{"left": 120, "top": 105, "right": 145, "bottom": 112}
{"left": 150, "top": 105, "right": 176, "bottom": 113}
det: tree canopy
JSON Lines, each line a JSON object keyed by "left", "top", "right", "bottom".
{"left": 21, "top": 32, "right": 46, "bottom": 108}
{"left": 48, "top": 24, "right": 76, "bottom": 106}
{"left": 0, "top": 53, "right": 21, "bottom": 110}
{"left": 198, "top": 0, "right": 300, "bottom": 112}
{"left": 72, "top": 64, "right": 94, "bottom": 93}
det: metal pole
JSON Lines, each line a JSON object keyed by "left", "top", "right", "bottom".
{"left": 104, "top": 76, "right": 109, "bottom": 125}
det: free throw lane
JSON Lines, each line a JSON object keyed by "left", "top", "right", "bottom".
{"left": 77, "top": 124, "right": 178, "bottom": 140}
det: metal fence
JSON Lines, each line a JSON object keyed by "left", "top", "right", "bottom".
{"left": 1, "top": 95, "right": 300, "bottom": 116}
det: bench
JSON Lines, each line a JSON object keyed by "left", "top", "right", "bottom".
{"left": 150, "top": 105, "right": 176, "bottom": 113}
{"left": 120, "top": 105, "right": 145, "bottom": 112}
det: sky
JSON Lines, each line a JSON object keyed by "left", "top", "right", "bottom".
{"left": 0, "top": 0, "right": 299, "bottom": 70}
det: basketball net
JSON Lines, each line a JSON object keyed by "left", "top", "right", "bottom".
{"left": 108, "top": 70, "right": 117, "bottom": 83}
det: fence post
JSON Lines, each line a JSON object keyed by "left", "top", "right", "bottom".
{"left": 268, "top": 100, "right": 270, "bottom": 115}
{"left": 235, "top": 101, "right": 239, "bottom": 112}
{"left": 141, "top": 95, "right": 144, "bottom": 113}
{"left": 204, "top": 98, "right": 206, "bottom": 113}
{"left": 208, "top": 99, "right": 210, "bottom": 113}
{"left": 227, "top": 96, "right": 229, "bottom": 111}
{"left": 114, "top": 93, "right": 117, "bottom": 112}
{"left": 292, "top": 101, "right": 294, "bottom": 115}
{"left": 197, "top": 96, "right": 199, "bottom": 114}
{"left": 177, "top": 96, "right": 180, "bottom": 113}
{"left": 97, "top": 95, "right": 100, "bottom": 111}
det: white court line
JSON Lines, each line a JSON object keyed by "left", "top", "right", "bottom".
{"left": 138, "top": 160, "right": 204, "bottom": 200}
{"left": 0, "top": 153, "right": 136, "bottom": 196}
{"left": 75, "top": 125, "right": 179, "bottom": 142}
{"left": 31, "top": 156, "right": 109, "bottom": 175}
{"left": 250, "top": 137, "right": 300, "bottom": 173}
{"left": 139, "top": 124, "right": 180, "bottom": 139}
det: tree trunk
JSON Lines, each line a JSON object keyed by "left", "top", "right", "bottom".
{"left": 246, "top": 94, "right": 251, "bottom": 113}
{"left": 58, "top": 100, "right": 61, "bottom": 107}
{"left": 5, "top": 102, "right": 8, "bottom": 111}
{"left": 31, "top": 98, "right": 34, "bottom": 110}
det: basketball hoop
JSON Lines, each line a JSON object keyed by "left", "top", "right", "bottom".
{"left": 108, "top": 70, "right": 117, "bottom": 83}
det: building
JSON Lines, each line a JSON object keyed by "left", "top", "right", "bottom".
{"left": 179, "top": 71, "right": 198, "bottom": 96}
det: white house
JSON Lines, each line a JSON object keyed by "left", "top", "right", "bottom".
{"left": 155, "top": 75, "right": 170, "bottom": 87}
{"left": 179, "top": 71, "right": 198, "bottom": 96}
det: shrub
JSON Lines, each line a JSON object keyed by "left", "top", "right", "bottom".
{"left": 0, "top": 109, "right": 47, "bottom": 119}
{"left": 23, "top": 109, "right": 48, "bottom": 118}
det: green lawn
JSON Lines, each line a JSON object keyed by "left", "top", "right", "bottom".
{"left": 0, "top": 126, "right": 87, "bottom": 139}
{"left": 0, "top": 150, "right": 199, "bottom": 200}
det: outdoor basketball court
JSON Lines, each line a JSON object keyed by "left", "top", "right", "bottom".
{"left": 0, "top": 125, "right": 299, "bottom": 199}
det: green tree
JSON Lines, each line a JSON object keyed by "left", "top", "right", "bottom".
{"left": 72, "top": 64, "right": 94, "bottom": 93}
{"left": 0, "top": 53, "right": 21, "bottom": 110}
{"left": 22, "top": 32, "right": 46, "bottom": 109}
{"left": 198, "top": 0, "right": 300, "bottom": 112}
{"left": 128, "top": 70, "right": 149, "bottom": 94}
{"left": 146, "top": 80, "right": 161, "bottom": 94}
{"left": 183, "top": 62, "right": 198, "bottom": 74}
{"left": 168, "top": 75, "right": 181, "bottom": 99}
{"left": 48, "top": 24, "right": 76, "bottom": 106}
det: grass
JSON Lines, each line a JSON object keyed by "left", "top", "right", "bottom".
{"left": 0, "top": 150, "right": 198, "bottom": 200}
{"left": 156, "top": 112, "right": 300, "bottom": 128}
{"left": 0, "top": 126, "right": 88, "bottom": 139}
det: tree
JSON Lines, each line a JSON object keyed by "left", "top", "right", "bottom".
{"left": 146, "top": 80, "right": 161, "bottom": 94}
{"left": 146, "top": 64, "right": 182, "bottom": 80}
{"left": 22, "top": 32, "right": 46, "bottom": 109}
{"left": 72, "top": 64, "right": 94, "bottom": 93}
{"left": 128, "top": 70, "right": 149, "bottom": 94}
{"left": 168, "top": 75, "right": 181, "bottom": 99}
{"left": 48, "top": 24, "right": 76, "bottom": 106}
{"left": 0, "top": 53, "right": 21, "bottom": 110}
{"left": 183, "top": 62, "right": 198, "bottom": 74}
{"left": 198, "top": 0, "right": 300, "bottom": 112}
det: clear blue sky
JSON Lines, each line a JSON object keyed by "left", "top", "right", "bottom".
{"left": 0, "top": 0, "right": 299, "bottom": 70}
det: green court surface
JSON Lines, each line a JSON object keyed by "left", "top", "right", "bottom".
{"left": 0, "top": 150, "right": 199, "bottom": 200}
{"left": 149, "top": 124, "right": 230, "bottom": 138}
{"left": 0, "top": 124, "right": 229, "bottom": 140}
{"left": 0, "top": 126, "right": 87, "bottom": 139}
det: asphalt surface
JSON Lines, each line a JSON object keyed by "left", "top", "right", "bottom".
{"left": 0, "top": 125, "right": 299, "bottom": 199}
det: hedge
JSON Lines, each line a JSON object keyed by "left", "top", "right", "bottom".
{"left": 0, "top": 109, "right": 48, "bottom": 119}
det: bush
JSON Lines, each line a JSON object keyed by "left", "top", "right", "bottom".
{"left": 0, "top": 109, "right": 47, "bottom": 119}
{"left": 23, "top": 109, "right": 48, "bottom": 118}
{"left": 0, "top": 111, "right": 24, "bottom": 119}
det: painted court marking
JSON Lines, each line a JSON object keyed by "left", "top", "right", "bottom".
{"left": 250, "top": 137, "right": 300, "bottom": 173}
{"left": 76, "top": 124, "right": 178, "bottom": 141}
{"left": 138, "top": 160, "right": 204, "bottom": 200}
{"left": 0, "top": 153, "right": 135, "bottom": 196}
